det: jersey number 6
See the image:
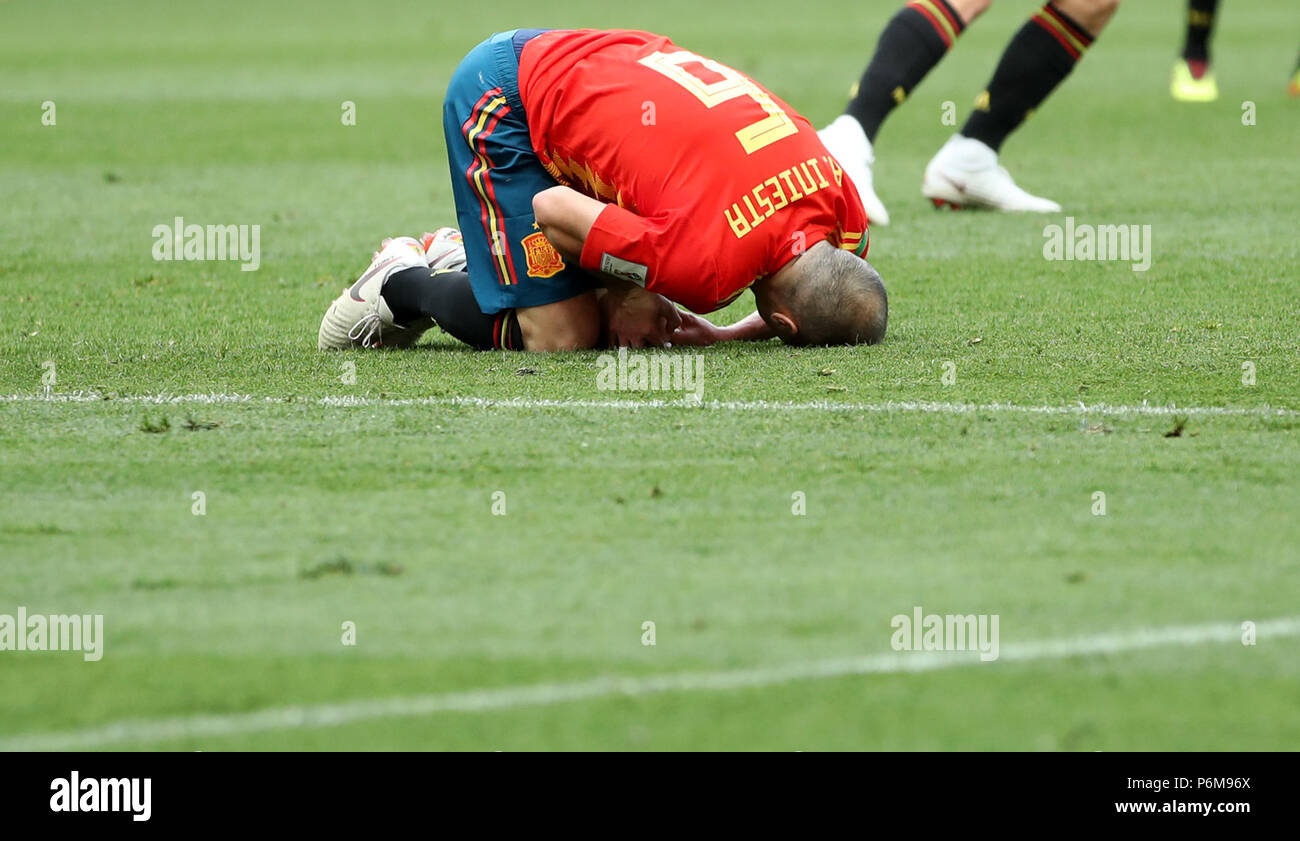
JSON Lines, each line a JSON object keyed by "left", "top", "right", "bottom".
{"left": 637, "top": 50, "right": 799, "bottom": 155}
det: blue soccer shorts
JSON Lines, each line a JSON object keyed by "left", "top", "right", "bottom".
{"left": 442, "top": 29, "right": 596, "bottom": 314}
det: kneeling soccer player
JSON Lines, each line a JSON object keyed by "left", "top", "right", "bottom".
{"left": 318, "top": 28, "right": 887, "bottom": 352}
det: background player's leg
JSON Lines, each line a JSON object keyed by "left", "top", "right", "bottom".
{"left": 843, "top": 0, "right": 987, "bottom": 143}
{"left": 1181, "top": 0, "right": 1219, "bottom": 67}
{"left": 961, "top": 0, "right": 1115, "bottom": 154}
{"left": 1173, "top": 0, "right": 1221, "bottom": 101}
{"left": 922, "top": 0, "right": 1119, "bottom": 212}
{"left": 1290, "top": 50, "right": 1300, "bottom": 97}
{"left": 820, "top": 0, "right": 989, "bottom": 225}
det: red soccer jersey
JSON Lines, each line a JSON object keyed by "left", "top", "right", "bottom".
{"left": 517, "top": 29, "right": 869, "bottom": 313}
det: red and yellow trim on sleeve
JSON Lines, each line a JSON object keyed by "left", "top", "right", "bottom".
{"left": 841, "top": 230, "right": 869, "bottom": 258}
{"left": 462, "top": 89, "right": 521, "bottom": 286}
{"left": 1032, "top": 3, "right": 1093, "bottom": 60}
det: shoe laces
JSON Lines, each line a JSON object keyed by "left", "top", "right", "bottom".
{"left": 348, "top": 312, "right": 383, "bottom": 348}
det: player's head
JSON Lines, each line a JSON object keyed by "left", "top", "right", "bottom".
{"left": 753, "top": 241, "right": 887, "bottom": 346}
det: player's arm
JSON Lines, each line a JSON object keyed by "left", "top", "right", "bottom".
{"left": 671, "top": 310, "right": 776, "bottom": 346}
{"left": 718, "top": 311, "right": 776, "bottom": 341}
{"left": 532, "top": 186, "right": 603, "bottom": 260}
{"left": 533, "top": 186, "right": 682, "bottom": 347}
{"left": 533, "top": 186, "right": 777, "bottom": 346}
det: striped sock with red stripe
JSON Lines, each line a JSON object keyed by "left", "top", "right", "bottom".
{"left": 492, "top": 310, "right": 524, "bottom": 351}
{"left": 844, "top": 0, "right": 967, "bottom": 143}
{"left": 961, "top": 2, "right": 1095, "bottom": 152}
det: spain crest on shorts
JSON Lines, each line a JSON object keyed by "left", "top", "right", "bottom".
{"left": 521, "top": 232, "right": 566, "bottom": 278}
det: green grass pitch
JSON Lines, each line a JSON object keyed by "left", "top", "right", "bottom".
{"left": 1, "top": 0, "right": 1298, "bottom": 750}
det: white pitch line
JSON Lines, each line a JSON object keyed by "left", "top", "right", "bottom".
{"left": 1, "top": 391, "right": 1296, "bottom": 417}
{"left": 2, "top": 616, "right": 1294, "bottom": 751}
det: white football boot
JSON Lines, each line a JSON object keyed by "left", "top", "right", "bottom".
{"left": 921, "top": 134, "right": 1061, "bottom": 213}
{"left": 420, "top": 227, "right": 468, "bottom": 272}
{"left": 317, "top": 236, "right": 434, "bottom": 350}
{"left": 818, "top": 114, "right": 890, "bottom": 226}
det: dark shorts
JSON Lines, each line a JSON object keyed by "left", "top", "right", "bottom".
{"left": 442, "top": 29, "right": 595, "bottom": 314}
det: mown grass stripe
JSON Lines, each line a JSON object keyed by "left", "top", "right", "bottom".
{"left": 2, "top": 616, "right": 1293, "bottom": 751}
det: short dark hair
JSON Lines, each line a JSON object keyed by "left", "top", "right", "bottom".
{"left": 782, "top": 245, "right": 888, "bottom": 346}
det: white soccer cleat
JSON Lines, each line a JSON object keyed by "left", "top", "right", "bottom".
{"left": 420, "top": 227, "right": 468, "bottom": 272}
{"left": 317, "top": 236, "right": 431, "bottom": 350}
{"left": 921, "top": 134, "right": 1062, "bottom": 213}
{"left": 818, "top": 114, "right": 890, "bottom": 226}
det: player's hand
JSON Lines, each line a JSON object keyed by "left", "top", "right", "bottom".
{"left": 603, "top": 286, "right": 681, "bottom": 348}
{"left": 669, "top": 310, "right": 724, "bottom": 347}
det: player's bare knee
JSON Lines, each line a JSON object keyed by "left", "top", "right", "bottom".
{"left": 951, "top": 0, "right": 994, "bottom": 23}
{"left": 524, "top": 319, "right": 599, "bottom": 352}
{"left": 1073, "top": 0, "right": 1119, "bottom": 13}
{"left": 518, "top": 292, "right": 600, "bottom": 352}
{"left": 1053, "top": 0, "right": 1119, "bottom": 32}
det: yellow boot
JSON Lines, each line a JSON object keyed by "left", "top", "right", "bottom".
{"left": 1171, "top": 60, "right": 1219, "bottom": 103}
